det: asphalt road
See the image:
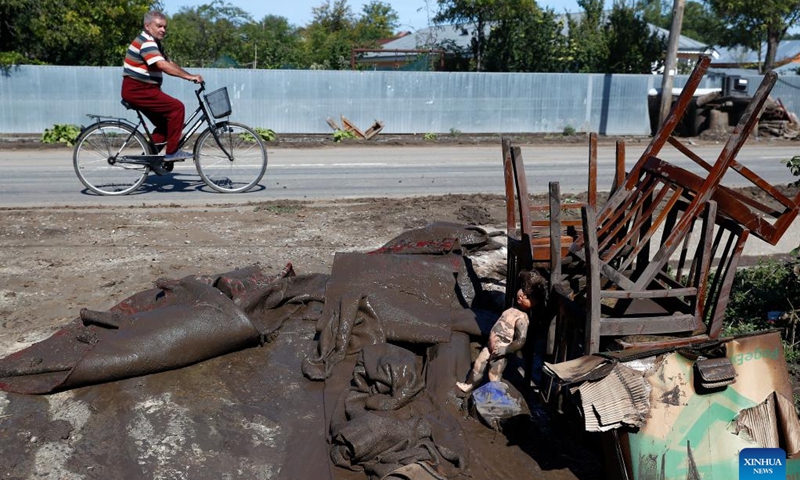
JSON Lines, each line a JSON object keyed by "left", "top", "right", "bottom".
{"left": 0, "top": 142, "right": 797, "bottom": 207}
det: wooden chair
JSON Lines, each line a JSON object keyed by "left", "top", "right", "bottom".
{"left": 553, "top": 58, "right": 779, "bottom": 356}
{"left": 502, "top": 133, "right": 626, "bottom": 308}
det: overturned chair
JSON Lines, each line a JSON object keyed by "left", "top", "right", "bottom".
{"left": 502, "top": 56, "right": 800, "bottom": 394}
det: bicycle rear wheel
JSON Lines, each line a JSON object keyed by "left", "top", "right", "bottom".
{"left": 194, "top": 122, "right": 267, "bottom": 193}
{"left": 73, "top": 122, "right": 151, "bottom": 195}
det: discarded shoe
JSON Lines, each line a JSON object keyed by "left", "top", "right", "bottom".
{"left": 164, "top": 150, "right": 193, "bottom": 161}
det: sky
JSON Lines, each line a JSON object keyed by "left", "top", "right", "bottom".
{"left": 159, "top": 0, "right": 597, "bottom": 31}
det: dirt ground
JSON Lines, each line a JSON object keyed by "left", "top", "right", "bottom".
{"left": 0, "top": 193, "right": 514, "bottom": 356}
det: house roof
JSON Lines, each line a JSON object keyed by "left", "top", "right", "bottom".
{"left": 648, "top": 25, "right": 716, "bottom": 55}
{"left": 712, "top": 40, "right": 800, "bottom": 66}
{"left": 362, "top": 19, "right": 715, "bottom": 61}
{"left": 361, "top": 24, "right": 473, "bottom": 59}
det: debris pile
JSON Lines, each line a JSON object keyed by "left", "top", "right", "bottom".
{"left": 326, "top": 115, "right": 385, "bottom": 140}
{"left": 504, "top": 55, "right": 800, "bottom": 478}
{"left": 759, "top": 97, "right": 800, "bottom": 139}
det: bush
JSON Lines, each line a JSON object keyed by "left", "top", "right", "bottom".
{"left": 562, "top": 125, "right": 576, "bottom": 136}
{"left": 723, "top": 256, "right": 800, "bottom": 368}
{"left": 784, "top": 155, "right": 800, "bottom": 187}
{"left": 41, "top": 124, "right": 81, "bottom": 146}
{"left": 254, "top": 127, "right": 276, "bottom": 142}
{"left": 423, "top": 133, "right": 437, "bottom": 141}
{"left": 333, "top": 129, "right": 356, "bottom": 142}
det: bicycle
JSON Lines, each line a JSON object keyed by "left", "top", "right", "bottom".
{"left": 73, "top": 82, "right": 267, "bottom": 195}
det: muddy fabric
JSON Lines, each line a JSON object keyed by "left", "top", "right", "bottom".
{"left": 239, "top": 272, "right": 329, "bottom": 342}
{"left": 377, "top": 222, "right": 502, "bottom": 253}
{"left": 368, "top": 237, "right": 462, "bottom": 256}
{"left": 424, "top": 332, "right": 473, "bottom": 410}
{"left": 382, "top": 462, "right": 447, "bottom": 480}
{"left": 351, "top": 343, "right": 425, "bottom": 411}
{"left": 111, "top": 263, "right": 294, "bottom": 317}
{"left": 0, "top": 315, "right": 335, "bottom": 480}
{"left": 329, "top": 344, "right": 464, "bottom": 479}
{"left": 0, "top": 265, "right": 316, "bottom": 394}
{"left": 302, "top": 252, "right": 482, "bottom": 380}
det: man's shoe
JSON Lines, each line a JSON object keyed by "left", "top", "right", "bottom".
{"left": 164, "top": 150, "right": 193, "bottom": 161}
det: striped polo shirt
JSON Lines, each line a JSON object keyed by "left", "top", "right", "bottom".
{"left": 123, "top": 31, "right": 165, "bottom": 85}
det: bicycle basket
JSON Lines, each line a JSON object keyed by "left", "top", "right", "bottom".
{"left": 205, "top": 87, "right": 232, "bottom": 118}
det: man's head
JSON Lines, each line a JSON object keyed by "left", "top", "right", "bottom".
{"left": 516, "top": 270, "right": 547, "bottom": 311}
{"left": 143, "top": 11, "right": 167, "bottom": 40}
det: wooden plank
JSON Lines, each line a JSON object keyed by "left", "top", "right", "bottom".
{"left": 549, "top": 181, "right": 562, "bottom": 289}
{"left": 588, "top": 132, "right": 598, "bottom": 208}
{"left": 693, "top": 201, "right": 717, "bottom": 333}
{"left": 667, "top": 136, "right": 788, "bottom": 215}
{"left": 600, "top": 287, "right": 697, "bottom": 299}
{"left": 502, "top": 138, "right": 516, "bottom": 233}
{"left": 511, "top": 146, "right": 533, "bottom": 240}
{"left": 582, "top": 205, "right": 602, "bottom": 354}
{"left": 670, "top": 138, "right": 796, "bottom": 213}
{"left": 613, "top": 140, "right": 625, "bottom": 195}
{"left": 599, "top": 314, "right": 696, "bottom": 336}
{"left": 708, "top": 228, "right": 749, "bottom": 339}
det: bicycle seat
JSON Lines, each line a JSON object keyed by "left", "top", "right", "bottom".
{"left": 120, "top": 99, "right": 135, "bottom": 110}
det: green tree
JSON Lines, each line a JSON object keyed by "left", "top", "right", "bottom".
{"left": 707, "top": 0, "right": 800, "bottom": 71}
{"left": 1, "top": 0, "right": 157, "bottom": 66}
{"left": 483, "top": 6, "right": 567, "bottom": 72}
{"left": 301, "top": 0, "right": 357, "bottom": 69}
{"left": 605, "top": 2, "right": 666, "bottom": 73}
{"left": 354, "top": 1, "right": 399, "bottom": 44}
{"left": 166, "top": 1, "right": 252, "bottom": 67}
{"left": 236, "top": 15, "right": 305, "bottom": 69}
{"left": 638, "top": 0, "right": 724, "bottom": 46}
{"left": 681, "top": 1, "right": 727, "bottom": 46}
{"left": 565, "top": 0, "right": 609, "bottom": 72}
{"left": 434, "top": 0, "right": 533, "bottom": 71}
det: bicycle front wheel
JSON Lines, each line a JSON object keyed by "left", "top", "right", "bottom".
{"left": 73, "top": 122, "right": 151, "bottom": 195}
{"left": 194, "top": 122, "right": 267, "bottom": 193}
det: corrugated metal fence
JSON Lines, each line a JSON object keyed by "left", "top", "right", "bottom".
{"left": 1, "top": 65, "right": 798, "bottom": 135}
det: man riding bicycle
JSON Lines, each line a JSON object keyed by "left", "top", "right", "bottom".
{"left": 121, "top": 10, "right": 203, "bottom": 161}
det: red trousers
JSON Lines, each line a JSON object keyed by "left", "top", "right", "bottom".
{"left": 121, "top": 76, "right": 185, "bottom": 154}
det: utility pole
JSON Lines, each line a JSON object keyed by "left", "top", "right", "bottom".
{"left": 658, "top": 0, "right": 686, "bottom": 129}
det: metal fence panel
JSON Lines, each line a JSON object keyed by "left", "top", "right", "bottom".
{"left": 2, "top": 65, "right": 793, "bottom": 136}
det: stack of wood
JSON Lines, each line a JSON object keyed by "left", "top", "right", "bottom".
{"left": 759, "top": 97, "right": 800, "bottom": 139}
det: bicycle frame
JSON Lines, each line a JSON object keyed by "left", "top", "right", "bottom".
{"left": 90, "top": 83, "right": 235, "bottom": 166}
{"left": 136, "top": 83, "right": 234, "bottom": 160}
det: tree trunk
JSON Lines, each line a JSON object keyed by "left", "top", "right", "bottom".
{"left": 764, "top": 29, "right": 781, "bottom": 72}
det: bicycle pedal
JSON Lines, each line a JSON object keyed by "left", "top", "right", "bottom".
{"left": 144, "top": 158, "right": 169, "bottom": 176}
{"left": 149, "top": 163, "right": 169, "bottom": 176}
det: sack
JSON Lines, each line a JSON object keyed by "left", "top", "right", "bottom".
{"left": 694, "top": 356, "right": 737, "bottom": 392}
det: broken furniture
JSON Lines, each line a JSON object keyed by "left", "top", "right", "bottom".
{"left": 325, "top": 116, "right": 385, "bottom": 140}
{"left": 504, "top": 55, "right": 800, "bottom": 384}
{"left": 501, "top": 133, "right": 626, "bottom": 309}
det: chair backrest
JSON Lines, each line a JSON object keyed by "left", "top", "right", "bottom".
{"left": 591, "top": 68, "right": 777, "bottom": 294}
{"left": 559, "top": 57, "right": 778, "bottom": 356}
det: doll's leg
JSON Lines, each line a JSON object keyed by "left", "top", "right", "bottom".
{"left": 457, "top": 346, "right": 491, "bottom": 392}
{"left": 487, "top": 357, "right": 508, "bottom": 382}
